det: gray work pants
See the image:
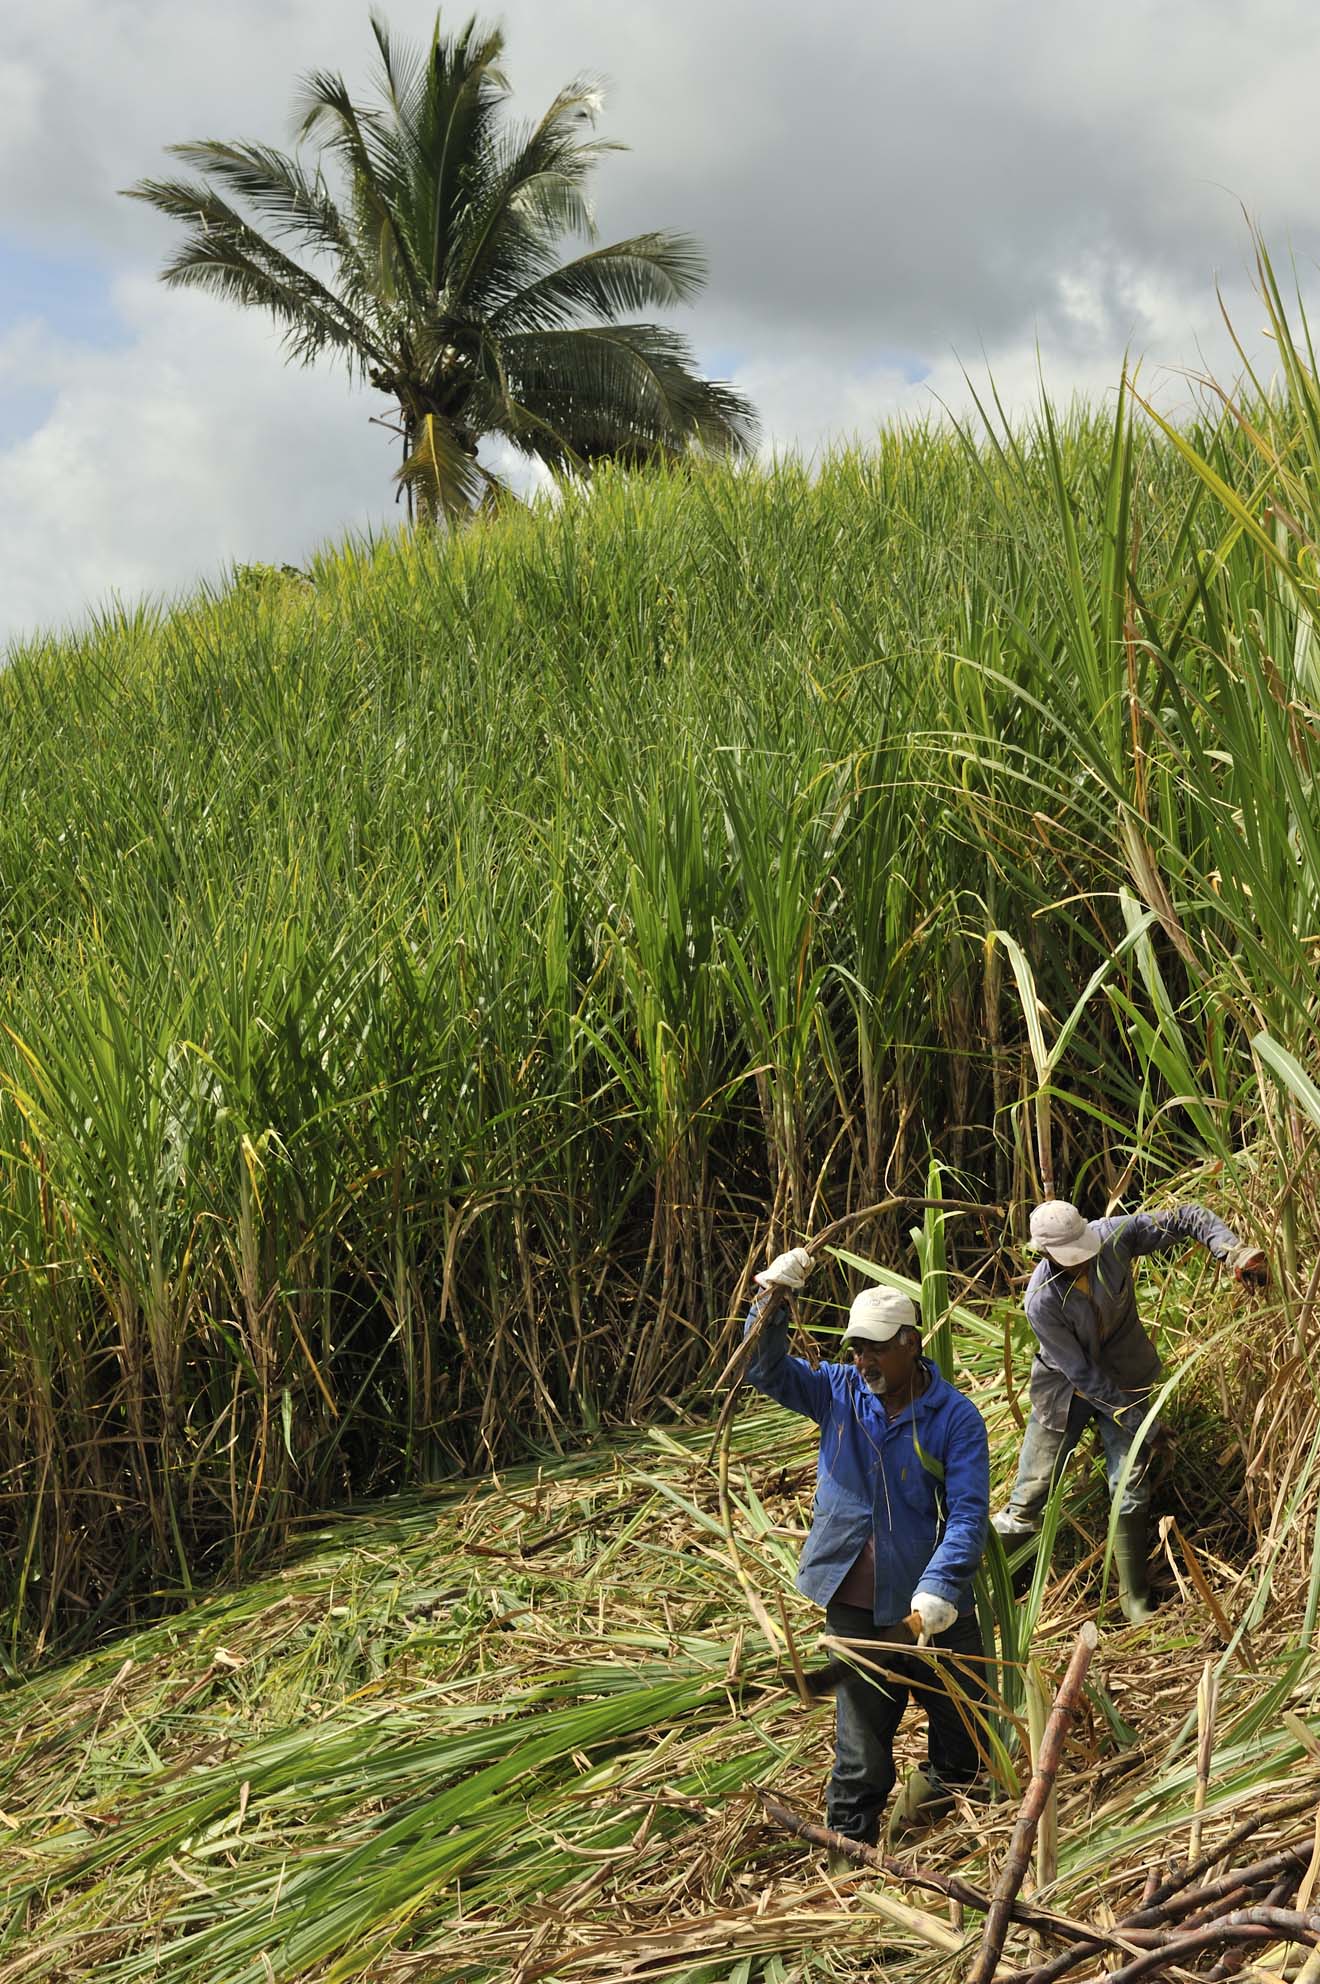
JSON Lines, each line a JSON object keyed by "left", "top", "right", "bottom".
{"left": 1005, "top": 1392, "right": 1152, "bottom": 1528}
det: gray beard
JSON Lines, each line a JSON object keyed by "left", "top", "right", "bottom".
{"left": 864, "top": 1377, "right": 888, "bottom": 1396}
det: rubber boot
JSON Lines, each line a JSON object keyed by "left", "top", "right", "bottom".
{"left": 1114, "top": 1511, "right": 1154, "bottom": 1624}
{"left": 991, "top": 1510, "right": 1039, "bottom": 1599}
{"left": 885, "top": 1766, "right": 956, "bottom": 1844}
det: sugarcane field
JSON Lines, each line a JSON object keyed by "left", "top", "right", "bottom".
{"left": 6, "top": 7, "right": 1320, "bottom": 1983}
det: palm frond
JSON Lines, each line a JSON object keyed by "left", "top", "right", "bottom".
{"left": 294, "top": 67, "right": 426, "bottom": 312}
{"left": 505, "top": 151, "right": 621, "bottom": 239}
{"left": 404, "top": 16, "right": 510, "bottom": 292}
{"left": 161, "top": 246, "right": 360, "bottom": 371}
{"left": 487, "top": 233, "right": 708, "bottom": 333}
{"left": 165, "top": 141, "right": 374, "bottom": 303}
{"left": 367, "top": 9, "right": 428, "bottom": 125}
{"left": 444, "top": 82, "right": 623, "bottom": 315}
{"left": 125, "top": 175, "right": 386, "bottom": 372}
{"left": 499, "top": 323, "right": 758, "bottom": 460}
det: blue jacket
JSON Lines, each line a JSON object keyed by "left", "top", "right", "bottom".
{"left": 743, "top": 1301, "right": 989, "bottom": 1622}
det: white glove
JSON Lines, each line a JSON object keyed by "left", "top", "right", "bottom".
{"left": 1227, "top": 1244, "right": 1269, "bottom": 1288}
{"left": 911, "top": 1591, "right": 958, "bottom": 1646}
{"left": 754, "top": 1247, "right": 812, "bottom": 1291}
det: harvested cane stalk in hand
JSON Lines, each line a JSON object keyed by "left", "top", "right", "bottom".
{"left": 709, "top": 1193, "right": 997, "bottom": 1440}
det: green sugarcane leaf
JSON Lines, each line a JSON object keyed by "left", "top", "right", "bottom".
{"left": 1253, "top": 1028, "right": 1320, "bottom": 1133}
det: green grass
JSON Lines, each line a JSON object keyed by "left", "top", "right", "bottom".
{"left": 0, "top": 1406, "right": 840, "bottom": 1981}
{"left": 7, "top": 225, "right": 1320, "bottom": 1984}
{"left": 0, "top": 1259, "right": 1310, "bottom": 1984}
{"left": 4, "top": 237, "right": 1320, "bottom": 1656}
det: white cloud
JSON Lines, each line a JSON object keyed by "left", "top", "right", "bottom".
{"left": 0, "top": 55, "right": 41, "bottom": 154}
{"left": 0, "top": 276, "right": 396, "bottom": 642}
{"left": 0, "top": 259, "right": 1285, "bottom": 648}
{"left": 723, "top": 254, "right": 1271, "bottom": 466}
{"left": 3, "top": 0, "right": 1320, "bottom": 641}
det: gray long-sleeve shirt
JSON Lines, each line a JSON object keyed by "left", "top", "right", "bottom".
{"left": 1025, "top": 1204, "right": 1241, "bottom": 1432}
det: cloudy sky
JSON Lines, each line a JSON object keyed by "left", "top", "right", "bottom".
{"left": 4, "top": 0, "right": 1320, "bottom": 646}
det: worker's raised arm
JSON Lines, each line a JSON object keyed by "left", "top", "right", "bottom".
{"left": 1115, "top": 1204, "right": 1238, "bottom": 1260}
{"left": 1114, "top": 1205, "right": 1268, "bottom": 1283}
{"left": 740, "top": 1249, "right": 833, "bottom": 1426}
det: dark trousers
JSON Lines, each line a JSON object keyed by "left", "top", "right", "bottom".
{"left": 824, "top": 1601, "right": 986, "bottom": 1845}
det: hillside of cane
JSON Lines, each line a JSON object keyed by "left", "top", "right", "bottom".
{"left": 3, "top": 251, "right": 1320, "bottom": 1980}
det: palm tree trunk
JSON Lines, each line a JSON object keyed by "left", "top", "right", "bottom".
{"left": 401, "top": 417, "right": 415, "bottom": 526}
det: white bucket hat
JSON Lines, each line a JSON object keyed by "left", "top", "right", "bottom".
{"left": 843, "top": 1285, "right": 918, "bottom": 1344}
{"left": 1029, "top": 1200, "right": 1101, "bottom": 1266}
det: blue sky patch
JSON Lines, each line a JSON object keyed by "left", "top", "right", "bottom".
{"left": 0, "top": 239, "right": 124, "bottom": 346}
{"left": 0, "top": 241, "right": 130, "bottom": 448}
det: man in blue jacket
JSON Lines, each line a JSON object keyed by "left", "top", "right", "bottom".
{"left": 993, "top": 1199, "right": 1267, "bottom": 1623}
{"left": 745, "top": 1247, "right": 990, "bottom": 1848}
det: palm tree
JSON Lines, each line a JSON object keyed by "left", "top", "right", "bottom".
{"left": 125, "top": 12, "right": 757, "bottom": 521}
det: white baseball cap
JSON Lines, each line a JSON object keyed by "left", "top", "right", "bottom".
{"left": 843, "top": 1286, "right": 918, "bottom": 1344}
{"left": 1029, "top": 1200, "right": 1101, "bottom": 1266}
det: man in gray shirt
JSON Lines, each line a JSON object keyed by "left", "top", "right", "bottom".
{"left": 992, "top": 1199, "right": 1267, "bottom": 1622}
